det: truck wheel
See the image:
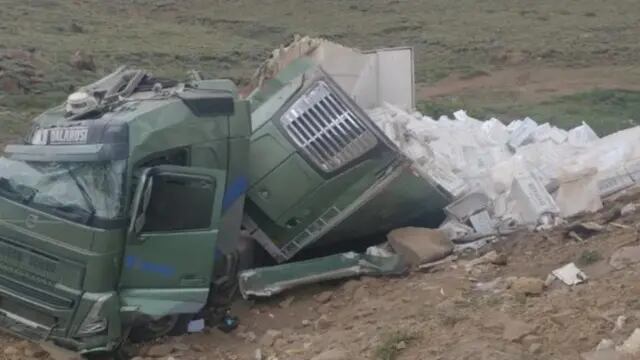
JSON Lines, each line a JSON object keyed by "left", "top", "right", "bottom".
{"left": 128, "top": 315, "right": 184, "bottom": 343}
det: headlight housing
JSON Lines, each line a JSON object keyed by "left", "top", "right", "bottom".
{"left": 76, "top": 294, "right": 111, "bottom": 336}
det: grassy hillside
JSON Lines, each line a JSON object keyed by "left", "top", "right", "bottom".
{"left": 2, "top": 0, "right": 640, "bottom": 142}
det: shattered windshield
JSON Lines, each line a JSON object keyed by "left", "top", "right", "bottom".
{"left": 0, "top": 157, "right": 126, "bottom": 224}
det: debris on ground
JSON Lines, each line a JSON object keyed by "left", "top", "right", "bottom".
{"left": 238, "top": 252, "right": 407, "bottom": 297}
{"left": 552, "top": 262, "right": 588, "bottom": 285}
{"left": 386, "top": 227, "right": 453, "bottom": 266}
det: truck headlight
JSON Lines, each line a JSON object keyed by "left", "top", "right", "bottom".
{"left": 76, "top": 294, "right": 111, "bottom": 336}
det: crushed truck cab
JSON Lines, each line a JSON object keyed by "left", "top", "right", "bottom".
{"left": 0, "top": 68, "right": 250, "bottom": 353}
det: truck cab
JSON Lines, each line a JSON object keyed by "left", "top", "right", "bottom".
{"left": 0, "top": 67, "right": 250, "bottom": 353}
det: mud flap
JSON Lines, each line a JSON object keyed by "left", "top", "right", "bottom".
{"left": 238, "top": 252, "right": 407, "bottom": 298}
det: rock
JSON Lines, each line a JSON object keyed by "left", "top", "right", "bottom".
{"left": 69, "top": 50, "right": 96, "bottom": 71}
{"left": 260, "top": 329, "right": 283, "bottom": 347}
{"left": 511, "top": 277, "right": 545, "bottom": 296}
{"left": 614, "top": 316, "right": 627, "bottom": 333}
{"left": 620, "top": 203, "right": 637, "bottom": 216}
{"left": 4, "top": 346, "right": 19, "bottom": 356}
{"left": 596, "top": 339, "right": 615, "bottom": 351}
{"left": 310, "top": 348, "right": 350, "bottom": 360}
{"left": 610, "top": 246, "right": 640, "bottom": 270}
{"left": 396, "top": 341, "right": 407, "bottom": 350}
{"left": 131, "top": 357, "right": 145, "bottom": 360}
{"left": 529, "top": 343, "right": 542, "bottom": 354}
{"left": 192, "top": 344, "right": 205, "bottom": 352}
{"left": 502, "top": 319, "right": 537, "bottom": 342}
{"left": 387, "top": 227, "right": 453, "bottom": 266}
{"left": 544, "top": 274, "right": 556, "bottom": 287}
{"left": 255, "top": 348, "right": 263, "bottom": 360}
{"left": 618, "top": 328, "right": 640, "bottom": 354}
{"left": 315, "top": 315, "right": 332, "bottom": 330}
{"left": 465, "top": 250, "right": 507, "bottom": 270}
{"left": 314, "top": 291, "right": 334, "bottom": 304}
{"left": 147, "top": 344, "right": 173, "bottom": 357}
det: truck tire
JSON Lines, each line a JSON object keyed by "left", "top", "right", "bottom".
{"left": 128, "top": 314, "right": 191, "bottom": 343}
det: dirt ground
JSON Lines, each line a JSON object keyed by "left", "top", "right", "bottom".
{"left": 113, "top": 189, "right": 640, "bottom": 360}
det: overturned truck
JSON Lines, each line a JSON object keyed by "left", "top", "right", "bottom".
{"left": 0, "top": 42, "right": 446, "bottom": 355}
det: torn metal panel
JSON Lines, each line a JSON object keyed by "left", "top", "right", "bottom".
{"left": 238, "top": 252, "right": 407, "bottom": 298}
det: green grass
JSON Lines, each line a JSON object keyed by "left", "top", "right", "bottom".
{"left": 2, "top": 0, "right": 640, "bottom": 140}
{"left": 375, "top": 330, "right": 417, "bottom": 360}
{"left": 418, "top": 89, "right": 640, "bottom": 135}
{"left": 577, "top": 249, "right": 603, "bottom": 266}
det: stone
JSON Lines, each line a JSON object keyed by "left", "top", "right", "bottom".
{"left": 511, "top": 277, "right": 545, "bottom": 296}
{"left": 387, "top": 227, "right": 453, "bottom": 266}
{"left": 618, "top": 328, "right": 640, "bottom": 354}
{"left": 529, "top": 343, "right": 542, "bottom": 354}
{"left": 192, "top": 344, "right": 205, "bottom": 352}
{"left": 620, "top": 203, "right": 637, "bottom": 216}
{"left": 314, "top": 291, "right": 334, "bottom": 304}
{"left": 260, "top": 329, "right": 283, "bottom": 347}
{"left": 610, "top": 246, "right": 640, "bottom": 270}
{"left": 502, "top": 319, "right": 536, "bottom": 342}
{"left": 596, "top": 339, "right": 615, "bottom": 351}
{"left": 465, "top": 250, "right": 506, "bottom": 270}
{"left": 544, "top": 274, "right": 556, "bottom": 287}
{"left": 310, "top": 348, "right": 350, "bottom": 360}
{"left": 315, "top": 315, "right": 332, "bottom": 330}
{"left": 69, "top": 50, "right": 96, "bottom": 71}
{"left": 147, "top": 344, "right": 173, "bottom": 357}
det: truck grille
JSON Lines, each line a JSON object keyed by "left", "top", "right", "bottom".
{"left": 281, "top": 81, "right": 378, "bottom": 172}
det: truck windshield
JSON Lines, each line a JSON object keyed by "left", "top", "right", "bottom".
{"left": 0, "top": 157, "right": 126, "bottom": 225}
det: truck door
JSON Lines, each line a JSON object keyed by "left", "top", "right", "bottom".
{"left": 119, "top": 165, "right": 226, "bottom": 317}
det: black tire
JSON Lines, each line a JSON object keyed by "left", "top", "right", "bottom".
{"left": 128, "top": 315, "right": 179, "bottom": 343}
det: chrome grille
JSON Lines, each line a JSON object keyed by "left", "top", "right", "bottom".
{"left": 281, "top": 81, "right": 378, "bottom": 172}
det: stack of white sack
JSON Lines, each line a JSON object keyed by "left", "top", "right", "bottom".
{"left": 368, "top": 103, "right": 640, "bottom": 242}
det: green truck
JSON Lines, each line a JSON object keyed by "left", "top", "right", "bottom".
{"left": 0, "top": 58, "right": 445, "bottom": 356}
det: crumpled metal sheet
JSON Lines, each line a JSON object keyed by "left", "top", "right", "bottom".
{"left": 238, "top": 252, "right": 407, "bottom": 298}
